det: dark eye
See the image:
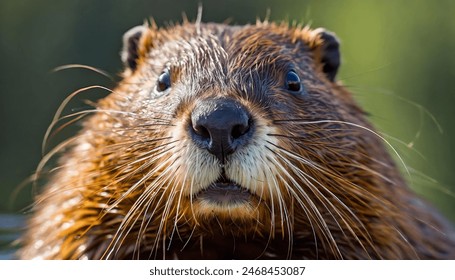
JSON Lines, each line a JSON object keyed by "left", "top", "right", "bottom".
{"left": 285, "top": 70, "right": 301, "bottom": 92}
{"left": 156, "top": 69, "right": 171, "bottom": 92}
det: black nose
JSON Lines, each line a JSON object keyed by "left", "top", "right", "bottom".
{"left": 190, "top": 98, "right": 253, "bottom": 163}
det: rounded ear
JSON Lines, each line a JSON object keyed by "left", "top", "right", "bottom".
{"left": 121, "top": 25, "right": 148, "bottom": 71}
{"left": 313, "top": 28, "right": 341, "bottom": 82}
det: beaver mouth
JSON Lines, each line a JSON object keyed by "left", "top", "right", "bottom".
{"left": 195, "top": 174, "right": 251, "bottom": 206}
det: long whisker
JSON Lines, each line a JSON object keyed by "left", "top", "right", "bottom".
{"left": 53, "top": 64, "right": 115, "bottom": 81}
{"left": 272, "top": 119, "right": 410, "bottom": 179}
{"left": 103, "top": 146, "right": 178, "bottom": 259}
{"left": 42, "top": 85, "right": 113, "bottom": 154}
{"left": 274, "top": 148, "right": 377, "bottom": 258}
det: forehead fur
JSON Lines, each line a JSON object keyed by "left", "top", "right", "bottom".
{"left": 136, "top": 21, "right": 325, "bottom": 70}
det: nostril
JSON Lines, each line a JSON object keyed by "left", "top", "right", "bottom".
{"left": 193, "top": 123, "right": 210, "bottom": 140}
{"left": 231, "top": 122, "right": 250, "bottom": 139}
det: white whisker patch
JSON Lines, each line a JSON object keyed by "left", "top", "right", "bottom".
{"left": 226, "top": 121, "right": 280, "bottom": 197}
{"left": 169, "top": 119, "right": 220, "bottom": 196}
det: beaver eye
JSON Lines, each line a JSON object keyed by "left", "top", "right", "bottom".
{"left": 156, "top": 69, "right": 171, "bottom": 92}
{"left": 285, "top": 70, "right": 301, "bottom": 92}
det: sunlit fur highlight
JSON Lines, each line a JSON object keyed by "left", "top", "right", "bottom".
{"left": 19, "top": 21, "right": 455, "bottom": 260}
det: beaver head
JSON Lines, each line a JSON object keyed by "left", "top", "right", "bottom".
{"left": 20, "top": 21, "right": 455, "bottom": 260}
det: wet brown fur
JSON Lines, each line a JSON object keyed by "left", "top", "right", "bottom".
{"left": 19, "top": 21, "right": 455, "bottom": 259}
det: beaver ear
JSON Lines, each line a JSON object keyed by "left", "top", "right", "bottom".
{"left": 121, "top": 25, "right": 148, "bottom": 71}
{"left": 314, "top": 28, "right": 341, "bottom": 82}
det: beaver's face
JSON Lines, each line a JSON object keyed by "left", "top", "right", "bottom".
{"left": 107, "top": 23, "right": 371, "bottom": 238}
{"left": 21, "top": 22, "right": 454, "bottom": 260}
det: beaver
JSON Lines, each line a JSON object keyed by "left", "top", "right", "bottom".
{"left": 19, "top": 20, "right": 455, "bottom": 259}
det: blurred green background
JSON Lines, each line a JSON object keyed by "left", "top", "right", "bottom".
{"left": 1, "top": 0, "right": 454, "bottom": 224}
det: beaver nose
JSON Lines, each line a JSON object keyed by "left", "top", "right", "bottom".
{"left": 190, "top": 98, "right": 253, "bottom": 163}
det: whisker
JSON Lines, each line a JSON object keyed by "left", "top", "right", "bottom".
{"left": 53, "top": 64, "right": 115, "bottom": 81}
{"left": 103, "top": 149, "right": 178, "bottom": 259}
{"left": 42, "top": 85, "right": 113, "bottom": 154}
{"left": 264, "top": 147, "right": 342, "bottom": 258}
{"left": 272, "top": 119, "right": 410, "bottom": 179}
{"left": 275, "top": 149, "right": 377, "bottom": 258}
